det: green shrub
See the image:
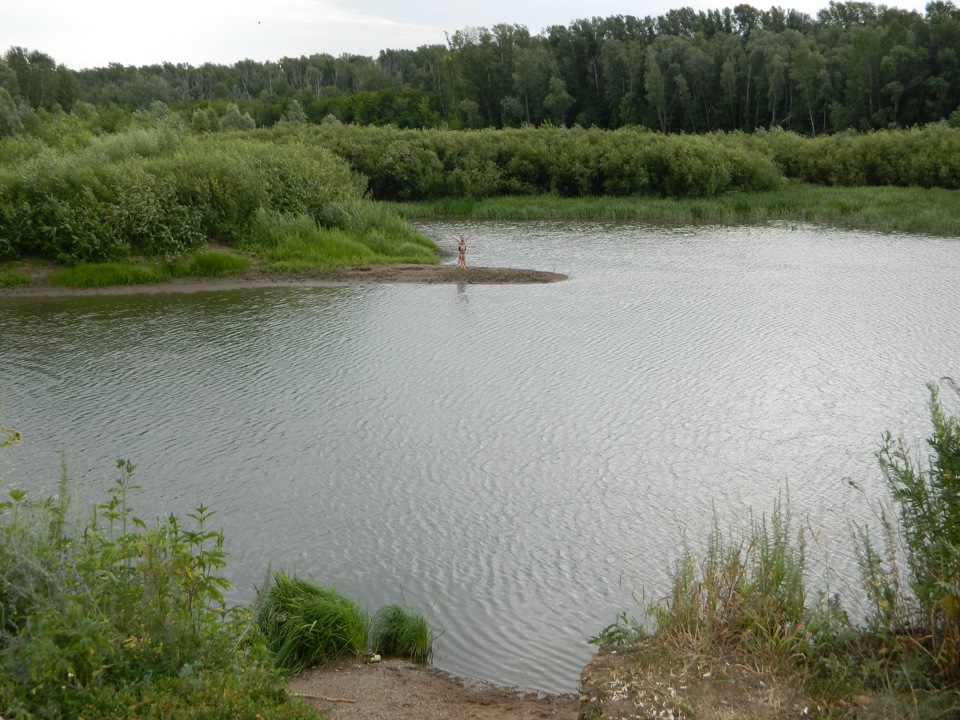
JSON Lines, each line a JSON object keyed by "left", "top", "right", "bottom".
{"left": 867, "top": 381, "right": 960, "bottom": 678}
{"left": 0, "top": 449, "right": 319, "bottom": 720}
{"left": 370, "top": 605, "right": 432, "bottom": 661}
{"left": 254, "top": 571, "right": 369, "bottom": 673}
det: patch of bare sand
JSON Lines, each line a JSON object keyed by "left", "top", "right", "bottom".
{"left": 0, "top": 264, "right": 567, "bottom": 299}
{"left": 580, "top": 639, "right": 817, "bottom": 720}
{"left": 287, "top": 659, "right": 578, "bottom": 720}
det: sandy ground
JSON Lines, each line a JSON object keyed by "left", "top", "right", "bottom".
{"left": 0, "top": 264, "right": 568, "bottom": 298}
{"left": 287, "top": 659, "right": 579, "bottom": 720}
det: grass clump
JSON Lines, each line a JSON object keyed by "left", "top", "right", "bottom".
{"left": 246, "top": 205, "right": 436, "bottom": 274}
{"left": 0, "top": 269, "right": 31, "bottom": 287}
{"left": 370, "top": 604, "right": 432, "bottom": 661}
{"left": 167, "top": 248, "right": 252, "bottom": 278}
{"left": 650, "top": 497, "right": 812, "bottom": 662}
{"left": 254, "top": 571, "right": 369, "bottom": 673}
{"left": 49, "top": 261, "right": 168, "bottom": 288}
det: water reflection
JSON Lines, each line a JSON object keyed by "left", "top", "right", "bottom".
{"left": 2, "top": 222, "right": 959, "bottom": 694}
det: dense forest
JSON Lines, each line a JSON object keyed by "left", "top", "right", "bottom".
{"left": 2, "top": 1, "right": 960, "bottom": 136}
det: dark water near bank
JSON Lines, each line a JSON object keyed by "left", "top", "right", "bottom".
{"left": 2, "top": 221, "right": 959, "bottom": 694}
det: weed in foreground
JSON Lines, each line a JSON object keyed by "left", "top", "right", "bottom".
{"left": 0, "top": 443, "right": 321, "bottom": 719}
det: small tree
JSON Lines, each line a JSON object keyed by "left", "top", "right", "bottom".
{"left": 282, "top": 99, "right": 308, "bottom": 126}
{"left": 878, "top": 380, "right": 960, "bottom": 676}
{"left": 220, "top": 103, "right": 256, "bottom": 131}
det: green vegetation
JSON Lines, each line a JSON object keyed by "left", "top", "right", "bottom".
{"left": 594, "top": 381, "right": 960, "bottom": 717}
{"left": 253, "top": 573, "right": 436, "bottom": 673}
{"left": 4, "top": 121, "right": 959, "bottom": 289}
{"left": 0, "top": 448, "right": 322, "bottom": 720}
{"left": 396, "top": 184, "right": 960, "bottom": 237}
{"left": 0, "top": 123, "right": 439, "bottom": 274}
{"left": 167, "top": 248, "right": 252, "bottom": 278}
{"left": 45, "top": 250, "right": 253, "bottom": 288}
{"left": 370, "top": 605, "right": 432, "bottom": 661}
{"left": 0, "top": 423, "right": 436, "bottom": 718}
{"left": 0, "top": 268, "right": 30, "bottom": 287}
{"left": 253, "top": 571, "right": 370, "bottom": 673}
{"left": 4, "top": 3, "right": 960, "bottom": 135}
{"left": 49, "top": 262, "right": 170, "bottom": 288}
{"left": 861, "top": 382, "right": 960, "bottom": 681}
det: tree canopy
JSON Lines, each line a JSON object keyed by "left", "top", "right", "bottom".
{"left": 2, "top": 2, "right": 960, "bottom": 135}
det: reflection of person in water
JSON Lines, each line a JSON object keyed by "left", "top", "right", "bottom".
{"left": 451, "top": 234, "right": 468, "bottom": 268}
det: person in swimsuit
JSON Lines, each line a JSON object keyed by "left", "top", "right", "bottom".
{"left": 452, "top": 234, "right": 468, "bottom": 268}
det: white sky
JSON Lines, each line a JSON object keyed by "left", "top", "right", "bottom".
{"left": 1, "top": 0, "right": 933, "bottom": 70}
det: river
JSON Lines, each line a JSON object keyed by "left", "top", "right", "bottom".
{"left": 1, "top": 220, "right": 958, "bottom": 694}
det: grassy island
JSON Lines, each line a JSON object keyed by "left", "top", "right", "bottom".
{"left": 2, "top": 121, "right": 960, "bottom": 292}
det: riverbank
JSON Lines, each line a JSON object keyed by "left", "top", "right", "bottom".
{"left": 0, "top": 263, "right": 568, "bottom": 298}
{"left": 286, "top": 648, "right": 818, "bottom": 720}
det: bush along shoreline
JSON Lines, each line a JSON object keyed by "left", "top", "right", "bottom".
{"left": 585, "top": 379, "right": 960, "bottom": 719}
{"left": 2, "top": 121, "right": 960, "bottom": 293}
{"left": 0, "top": 436, "right": 434, "bottom": 720}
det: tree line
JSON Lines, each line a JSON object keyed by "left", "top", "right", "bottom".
{"left": 2, "top": 1, "right": 960, "bottom": 136}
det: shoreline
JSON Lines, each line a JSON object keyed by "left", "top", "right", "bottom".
{"left": 0, "top": 264, "right": 568, "bottom": 299}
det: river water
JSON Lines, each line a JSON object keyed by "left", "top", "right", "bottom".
{"left": 1, "top": 220, "right": 959, "bottom": 694}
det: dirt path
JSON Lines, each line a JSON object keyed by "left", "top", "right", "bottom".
{"left": 288, "top": 659, "right": 579, "bottom": 720}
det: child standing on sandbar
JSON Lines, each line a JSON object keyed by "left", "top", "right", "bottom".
{"left": 452, "top": 234, "right": 468, "bottom": 268}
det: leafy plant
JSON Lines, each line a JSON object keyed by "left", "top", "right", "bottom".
{"left": 588, "top": 612, "right": 646, "bottom": 651}
{"left": 0, "top": 445, "right": 318, "bottom": 719}
{"left": 873, "top": 380, "right": 960, "bottom": 678}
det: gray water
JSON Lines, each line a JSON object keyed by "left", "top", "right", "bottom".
{"left": 2, "top": 221, "right": 959, "bottom": 694}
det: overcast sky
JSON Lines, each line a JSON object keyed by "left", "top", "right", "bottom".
{"left": 2, "top": 0, "right": 932, "bottom": 70}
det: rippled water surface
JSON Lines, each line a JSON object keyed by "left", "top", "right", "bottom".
{"left": 2, "top": 221, "right": 959, "bottom": 693}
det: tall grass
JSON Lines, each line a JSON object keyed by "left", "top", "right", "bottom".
{"left": 246, "top": 205, "right": 437, "bottom": 274}
{"left": 253, "top": 571, "right": 370, "bottom": 673}
{"left": 0, "top": 269, "right": 31, "bottom": 287}
{"left": 46, "top": 249, "right": 253, "bottom": 288}
{"left": 598, "top": 381, "right": 960, "bottom": 715}
{"left": 650, "top": 498, "right": 811, "bottom": 662}
{"left": 370, "top": 605, "right": 432, "bottom": 661}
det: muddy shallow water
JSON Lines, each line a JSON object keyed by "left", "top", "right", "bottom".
{"left": 2, "top": 220, "right": 959, "bottom": 694}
